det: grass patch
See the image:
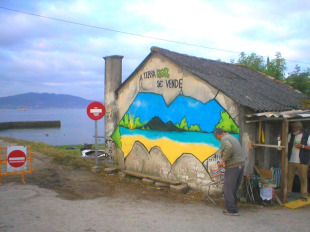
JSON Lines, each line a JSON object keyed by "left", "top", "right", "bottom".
{"left": 0, "top": 136, "right": 105, "bottom": 169}
{"left": 54, "top": 145, "right": 85, "bottom": 157}
{"left": 54, "top": 144, "right": 105, "bottom": 157}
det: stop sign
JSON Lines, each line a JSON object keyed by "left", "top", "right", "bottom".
{"left": 87, "top": 101, "right": 106, "bottom": 120}
{"left": 7, "top": 149, "right": 27, "bottom": 168}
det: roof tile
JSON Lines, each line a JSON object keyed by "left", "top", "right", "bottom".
{"left": 151, "top": 47, "right": 308, "bottom": 112}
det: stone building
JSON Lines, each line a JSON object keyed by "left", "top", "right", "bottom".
{"left": 103, "top": 47, "right": 309, "bottom": 202}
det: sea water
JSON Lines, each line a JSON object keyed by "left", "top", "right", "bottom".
{"left": 0, "top": 108, "right": 105, "bottom": 146}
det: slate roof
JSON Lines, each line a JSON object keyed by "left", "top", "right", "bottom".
{"left": 246, "top": 110, "right": 310, "bottom": 120}
{"left": 147, "top": 47, "right": 309, "bottom": 112}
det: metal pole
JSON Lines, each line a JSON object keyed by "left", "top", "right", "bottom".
{"left": 95, "top": 120, "right": 98, "bottom": 167}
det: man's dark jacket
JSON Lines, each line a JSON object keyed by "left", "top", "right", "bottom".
{"left": 288, "top": 130, "right": 310, "bottom": 164}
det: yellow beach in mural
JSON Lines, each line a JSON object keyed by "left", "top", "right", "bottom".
{"left": 120, "top": 135, "right": 218, "bottom": 165}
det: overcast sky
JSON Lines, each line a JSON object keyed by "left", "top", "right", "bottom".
{"left": 1, "top": 0, "right": 310, "bottom": 101}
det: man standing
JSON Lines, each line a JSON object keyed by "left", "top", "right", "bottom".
{"left": 214, "top": 128, "right": 245, "bottom": 216}
{"left": 287, "top": 121, "right": 309, "bottom": 201}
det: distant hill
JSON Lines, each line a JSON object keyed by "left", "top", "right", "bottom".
{"left": 0, "top": 92, "right": 95, "bottom": 109}
{"left": 145, "top": 116, "right": 184, "bottom": 132}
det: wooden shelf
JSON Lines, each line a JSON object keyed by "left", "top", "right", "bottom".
{"left": 252, "top": 143, "right": 285, "bottom": 149}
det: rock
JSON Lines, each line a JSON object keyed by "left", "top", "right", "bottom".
{"left": 154, "top": 182, "right": 169, "bottom": 187}
{"left": 91, "top": 166, "right": 101, "bottom": 173}
{"left": 125, "top": 141, "right": 172, "bottom": 178}
{"left": 170, "top": 184, "right": 189, "bottom": 194}
{"left": 104, "top": 167, "right": 118, "bottom": 174}
{"left": 142, "top": 178, "right": 154, "bottom": 185}
{"left": 169, "top": 153, "right": 210, "bottom": 190}
{"left": 118, "top": 172, "right": 126, "bottom": 179}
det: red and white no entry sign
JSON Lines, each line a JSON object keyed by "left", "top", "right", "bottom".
{"left": 7, "top": 146, "right": 28, "bottom": 172}
{"left": 87, "top": 101, "right": 106, "bottom": 120}
{"left": 8, "top": 150, "right": 27, "bottom": 168}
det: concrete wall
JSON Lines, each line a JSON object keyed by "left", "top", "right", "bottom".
{"left": 105, "top": 52, "right": 254, "bottom": 191}
{"left": 104, "top": 55, "right": 123, "bottom": 166}
{"left": 104, "top": 55, "right": 123, "bottom": 137}
{"left": 0, "top": 121, "right": 61, "bottom": 130}
{"left": 240, "top": 108, "right": 256, "bottom": 175}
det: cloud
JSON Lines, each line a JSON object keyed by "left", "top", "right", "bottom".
{"left": 0, "top": 0, "right": 309, "bottom": 100}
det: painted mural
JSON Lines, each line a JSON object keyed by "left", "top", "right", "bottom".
{"left": 112, "top": 92, "right": 239, "bottom": 166}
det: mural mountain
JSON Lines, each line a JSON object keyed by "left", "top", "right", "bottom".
{"left": 120, "top": 92, "right": 226, "bottom": 133}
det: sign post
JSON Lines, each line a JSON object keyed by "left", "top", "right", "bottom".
{"left": 0, "top": 146, "right": 34, "bottom": 184}
{"left": 87, "top": 101, "right": 105, "bottom": 168}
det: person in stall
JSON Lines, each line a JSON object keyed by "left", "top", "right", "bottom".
{"left": 287, "top": 121, "right": 310, "bottom": 201}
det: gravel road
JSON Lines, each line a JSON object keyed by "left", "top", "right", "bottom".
{"left": 1, "top": 182, "right": 310, "bottom": 232}
{"left": 1, "top": 139, "right": 310, "bottom": 232}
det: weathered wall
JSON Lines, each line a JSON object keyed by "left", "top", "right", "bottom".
{"left": 240, "top": 108, "right": 256, "bottom": 175}
{"left": 104, "top": 55, "right": 123, "bottom": 166}
{"left": 106, "top": 52, "right": 247, "bottom": 191}
{"left": 104, "top": 55, "right": 123, "bottom": 136}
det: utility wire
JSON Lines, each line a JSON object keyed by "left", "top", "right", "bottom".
{"left": 0, "top": 6, "right": 240, "bottom": 54}
{"left": 1, "top": 6, "right": 310, "bottom": 66}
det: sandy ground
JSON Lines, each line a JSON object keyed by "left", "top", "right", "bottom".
{"left": 1, "top": 139, "right": 310, "bottom": 232}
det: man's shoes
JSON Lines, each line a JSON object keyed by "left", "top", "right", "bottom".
{"left": 223, "top": 210, "right": 239, "bottom": 216}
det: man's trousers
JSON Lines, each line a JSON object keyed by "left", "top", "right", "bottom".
{"left": 224, "top": 166, "right": 245, "bottom": 213}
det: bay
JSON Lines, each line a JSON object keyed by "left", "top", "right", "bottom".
{"left": 0, "top": 109, "right": 105, "bottom": 146}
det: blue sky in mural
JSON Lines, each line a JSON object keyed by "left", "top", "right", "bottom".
{"left": 126, "top": 92, "right": 225, "bottom": 133}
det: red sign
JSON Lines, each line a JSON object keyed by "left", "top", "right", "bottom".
{"left": 7, "top": 150, "right": 27, "bottom": 168}
{"left": 87, "top": 101, "right": 106, "bottom": 120}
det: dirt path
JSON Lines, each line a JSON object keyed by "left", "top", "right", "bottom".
{"left": 1, "top": 139, "right": 310, "bottom": 232}
{"left": 0, "top": 139, "right": 206, "bottom": 203}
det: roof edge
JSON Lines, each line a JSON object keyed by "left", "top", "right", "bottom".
{"left": 115, "top": 49, "right": 154, "bottom": 93}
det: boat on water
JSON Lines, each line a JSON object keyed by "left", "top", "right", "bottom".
{"left": 17, "top": 108, "right": 27, "bottom": 111}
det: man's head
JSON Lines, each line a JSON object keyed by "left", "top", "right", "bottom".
{"left": 291, "top": 121, "right": 303, "bottom": 135}
{"left": 214, "top": 128, "right": 226, "bottom": 141}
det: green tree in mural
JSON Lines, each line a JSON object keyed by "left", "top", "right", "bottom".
{"left": 111, "top": 126, "right": 122, "bottom": 149}
{"left": 188, "top": 124, "right": 202, "bottom": 132}
{"left": 133, "top": 117, "right": 143, "bottom": 129}
{"left": 119, "top": 114, "right": 129, "bottom": 128}
{"left": 215, "top": 111, "right": 239, "bottom": 134}
{"left": 142, "top": 125, "right": 150, "bottom": 130}
{"left": 119, "top": 114, "right": 143, "bottom": 130}
{"left": 175, "top": 117, "right": 189, "bottom": 130}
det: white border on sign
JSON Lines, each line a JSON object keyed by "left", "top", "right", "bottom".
{"left": 7, "top": 146, "right": 28, "bottom": 173}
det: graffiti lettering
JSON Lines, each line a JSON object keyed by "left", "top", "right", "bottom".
{"left": 165, "top": 79, "right": 183, "bottom": 88}
{"left": 143, "top": 70, "right": 156, "bottom": 78}
{"left": 157, "top": 80, "right": 163, "bottom": 88}
{"left": 106, "top": 110, "right": 116, "bottom": 118}
{"left": 105, "top": 138, "right": 115, "bottom": 164}
{"left": 105, "top": 139, "right": 116, "bottom": 151}
{"left": 142, "top": 68, "right": 170, "bottom": 79}
{"left": 156, "top": 68, "right": 170, "bottom": 78}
